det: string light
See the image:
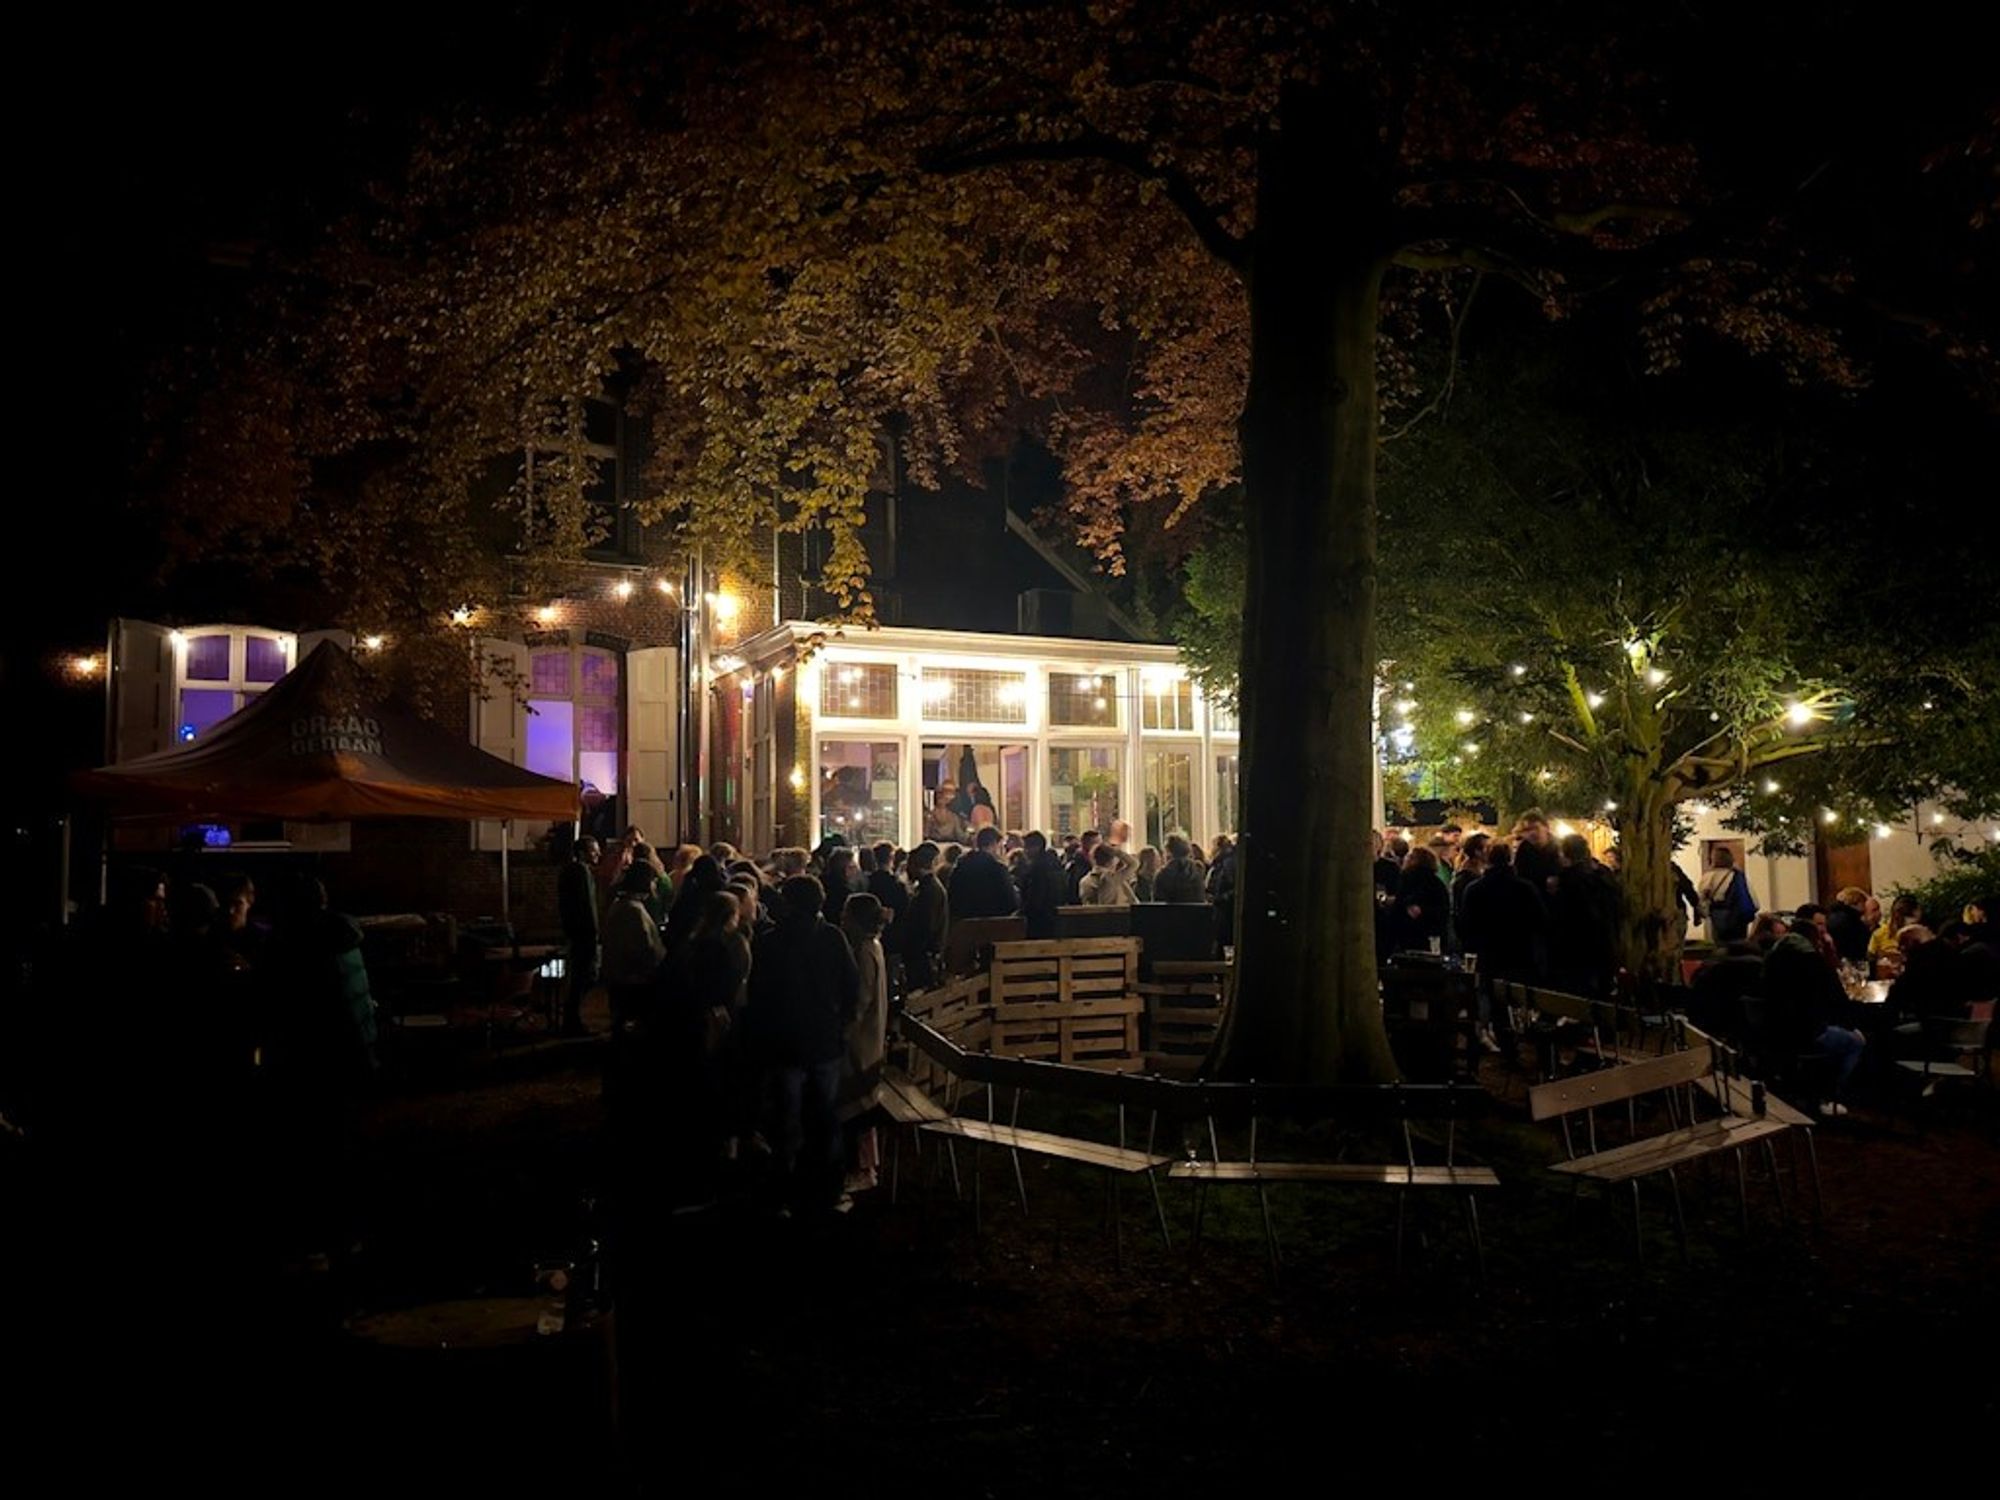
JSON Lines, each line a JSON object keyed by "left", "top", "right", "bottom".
{"left": 1785, "top": 702, "right": 1814, "bottom": 728}
{"left": 1603, "top": 800, "right": 1618, "bottom": 812}
{"left": 1454, "top": 708, "right": 1476, "bottom": 726}
{"left": 361, "top": 635, "right": 385, "bottom": 652}
{"left": 536, "top": 604, "right": 559, "bottom": 624}
{"left": 1763, "top": 778, "right": 1781, "bottom": 793}
{"left": 1519, "top": 711, "right": 1535, "bottom": 724}
{"left": 612, "top": 579, "right": 635, "bottom": 601}
{"left": 449, "top": 606, "right": 475, "bottom": 627}
{"left": 1920, "top": 700, "right": 1933, "bottom": 711}
{"left": 1822, "top": 809, "right": 1839, "bottom": 825}
{"left": 1586, "top": 692, "right": 1605, "bottom": 710}
{"left": 656, "top": 578, "right": 676, "bottom": 596}
{"left": 1509, "top": 663, "right": 1526, "bottom": 677}
{"left": 1930, "top": 811, "right": 1944, "bottom": 825}
{"left": 706, "top": 591, "right": 742, "bottom": 624}
{"left": 1553, "top": 820, "right": 1576, "bottom": 839}
{"left": 788, "top": 767, "right": 806, "bottom": 791}
{"left": 1393, "top": 699, "right": 1415, "bottom": 715}
{"left": 71, "top": 654, "right": 101, "bottom": 677}
{"left": 1873, "top": 823, "right": 1893, "bottom": 840}
{"left": 1463, "top": 742, "right": 1480, "bottom": 755}
{"left": 1645, "top": 667, "right": 1667, "bottom": 687}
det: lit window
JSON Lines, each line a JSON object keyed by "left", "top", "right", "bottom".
{"left": 527, "top": 644, "right": 621, "bottom": 798}
{"left": 820, "top": 661, "right": 898, "bottom": 719}
{"left": 820, "top": 740, "right": 901, "bottom": 845}
{"left": 1049, "top": 672, "right": 1119, "bottom": 728}
{"left": 1141, "top": 676, "right": 1195, "bottom": 732}
{"left": 1050, "top": 746, "right": 1121, "bottom": 839}
{"left": 921, "top": 667, "right": 1028, "bottom": 724}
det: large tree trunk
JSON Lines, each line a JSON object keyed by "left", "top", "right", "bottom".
{"left": 1214, "top": 91, "right": 1398, "bottom": 1084}
{"left": 1617, "top": 782, "right": 1682, "bottom": 990}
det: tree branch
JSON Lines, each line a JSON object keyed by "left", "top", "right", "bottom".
{"left": 927, "top": 131, "right": 1248, "bottom": 270}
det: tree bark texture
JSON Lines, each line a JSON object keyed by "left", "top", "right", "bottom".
{"left": 1617, "top": 783, "right": 1682, "bottom": 990}
{"left": 1215, "top": 89, "right": 1399, "bottom": 1084}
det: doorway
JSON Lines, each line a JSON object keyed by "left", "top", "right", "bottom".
{"left": 922, "top": 741, "right": 1031, "bottom": 842}
{"left": 1813, "top": 838, "right": 1873, "bottom": 904}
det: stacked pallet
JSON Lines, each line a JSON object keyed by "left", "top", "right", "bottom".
{"left": 1137, "top": 959, "right": 1231, "bottom": 1075}
{"left": 986, "top": 937, "right": 1144, "bottom": 1067}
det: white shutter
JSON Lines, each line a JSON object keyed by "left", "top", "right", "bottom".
{"left": 626, "top": 646, "right": 679, "bottom": 845}
{"left": 111, "top": 618, "right": 172, "bottom": 763}
{"left": 471, "top": 637, "right": 533, "bottom": 851}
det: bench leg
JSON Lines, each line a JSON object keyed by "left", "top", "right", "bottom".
{"left": 1801, "top": 1129, "right": 1823, "bottom": 1221}
{"left": 890, "top": 1128, "right": 901, "bottom": 1207}
{"left": 1009, "top": 1147, "right": 1029, "bottom": 1218}
{"left": 1629, "top": 1180, "right": 1645, "bottom": 1263}
{"left": 1666, "top": 1168, "right": 1689, "bottom": 1264}
{"left": 1189, "top": 1178, "right": 1209, "bottom": 1255}
{"left": 1108, "top": 1174, "right": 1125, "bottom": 1269}
{"left": 1462, "top": 1194, "right": 1487, "bottom": 1288}
{"left": 1394, "top": 1189, "right": 1408, "bottom": 1273}
{"left": 945, "top": 1138, "right": 962, "bottom": 1201}
{"left": 1734, "top": 1148, "right": 1750, "bottom": 1235}
{"left": 1761, "top": 1137, "right": 1785, "bottom": 1220}
{"left": 1257, "top": 1183, "right": 1280, "bottom": 1283}
{"left": 1147, "top": 1169, "right": 1172, "bottom": 1252}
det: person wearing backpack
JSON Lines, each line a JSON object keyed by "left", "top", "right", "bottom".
{"left": 1698, "top": 846, "right": 1757, "bottom": 946}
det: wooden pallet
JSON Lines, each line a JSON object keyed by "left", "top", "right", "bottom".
{"left": 986, "top": 938, "right": 1144, "bottom": 1064}
{"left": 1138, "top": 958, "right": 1230, "bottom": 1075}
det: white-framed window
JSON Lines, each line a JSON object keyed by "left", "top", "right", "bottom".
{"left": 1048, "top": 670, "right": 1120, "bottom": 729}
{"left": 820, "top": 659, "right": 899, "bottom": 719}
{"left": 752, "top": 675, "right": 777, "bottom": 851}
{"left": 173, "top": 627, "right": 295, "bottom": 741}
{"left": 1049, "top": 744, "right": 1122, "bottom": 840}
{"left": 1208, "top": 695, "right": 1239, "bottom": 736}
{"left": 1140, "top": 673, "right": 1196, "bottom": 733}
{"left": 1214, "top": 750, "right": 1240, "bottom": 839}
{"left": 525, "top": 642, "right": 621, "bottom": 798}
{"left": 921, "top": 666, "right": 1030, "bottom": 725}
{"left": 820, "top": 738, "right": 903, "bottom": 846}
{"left": 1143, "top": 744, "right": 1197, "bottom": 846}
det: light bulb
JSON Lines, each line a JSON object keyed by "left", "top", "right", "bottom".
{"left": 1822, "top": 809, "right": 1839, "bottom": 825}
{"left": 1519, "top": 711, "right": 1535, "bottom": 724}
{"left": 1454, "top": 708, "right": 1476, "bottom": 726}
{"left": 613, "top": 578, "right": 635, "bottom": 601}
{"left": 1785, "top": 702, "right": 1814, "bottom": 728}
{"left": 449, "top": 606, "right": 474, "bottom": 627}
{"left": 1393, "top": 699, "right": 1415, "bottom": 715}
{"left": 72, "top": 654, "right": 101, "bottom": 677}
{"left": 1874, "top": 823, "right": 1892, "bottom": 840}
{"left": 361, "top": 635, "right": 385, "bottom": 652}
{"left": 536, "top": 604, "right": 558, "bottom": 624}
{"left": 1645, "top": 667, "right": 1667, "bottom": 687}
{"left": 1763, "top": 778, "right": 1780, "bottom": 794}
{"left": 1603, "top": 800, "right": 1618, "bottom": 812}
{"left": 656, "top": 578, "right": 675, "bottom": 596}
{"left": 1509, "top": 663, "right": 1526, "bottom": 677}
{"left": 1930, "top": 811, "right": 1944, "bottom": 825}
{"left": 1586, "top": 692, "right": 1605, "bottom": 710}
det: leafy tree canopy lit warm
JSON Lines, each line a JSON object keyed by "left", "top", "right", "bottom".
{"left": 155, "top": 2, "right": 1995, "bottom": 1079}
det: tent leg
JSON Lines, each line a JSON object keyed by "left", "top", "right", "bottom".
{"left": 501, "top": 821, "right": 512, "bottom": 936}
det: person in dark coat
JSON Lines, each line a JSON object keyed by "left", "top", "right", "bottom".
{"left": 901, "top": 842, "right": 950, "bottom": 991}
{"left": 747, "top": 876, "right": 861, "bottom": 1213}
{"left": 1015, "top": 830, "right": 1067, "bottom": 940}
{"left": 1064, "top": 830, "right": 1100, "bottom": 905}
{"left": 558, "top": 835, "right": 602, "bottom": 1035}
{"left": 1206, "top": 834, "right": 1238, "bottom": 953}
{"left": 1392, "top": 846, "right": 1450, "bottom": 954}
{"left": 655, "top": 891, "right": 747, "bottom": 1205}
{"left": 1550, "top": 834, "right": 1622, "bottom": 997}
{"left": 1449, "top": 833, "right": 1490, "bottom": 942}
{"left": 1152, "top": 835, "right": 1209, "bottom": 904}
{"left": 821, "top": 848, "right": 862, "bottom": 923}
{"left": 1510, "top": 811, "right": 1564, "bottom": 899}
{"left": 948, "top": 827, "right": 1018, "bottom": 921}
{"left": 1459, "top": 841, "right": 1548, "bottom": 982}
{"left": 663, "top": 854, "right": 726, "bottom": 953}
{"left": 1824, "top": 887, "right": 1872, "bottom": 965}
{"left": 1761, "top": 932, "right": 1865, "bottom": 1109}
{"left": 1372, "top": 830, "right": 1404, "bottom": 961}
{"left": 866, "top": 841, "right": 909, "bottom": 931}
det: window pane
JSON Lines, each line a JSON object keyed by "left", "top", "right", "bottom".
{"left": 584, "top": 399, "right": 619, "bottom": 449}
{"left": 578, "top": 750, "right": 618, "bottom": 797}
{"left": 1209, "top": 697, "right": 1239, "bottom": 735}
{"left": 921, "top": 667, "right": 1027, "bottom": 724}
{"left": 1215, "top": 752, "right": 1240, "bottom": 838}
{"left": 1140, "top": 677, "right": 1194, "bottom": 731}
{"left": 244, "top": 636, "right": 287, "bottom": 683}
{"left": 820, "top": 740, "right": 900, "bottom": 846}
{"left": 1049, "top": 746, "right": 1121, "bottom": 840}
{"left": 1048, "top": 671, "right": 1118, "bottom": 728}
{"left": 821, "top": 661, "right": 899, "bottom": 719}
{"left": 184, "top": 634, "right": 230, "bottom": 681}
{"left": 525, "top": 699, "right": 575, "bottom": 782}
{"left": 531, "top": 651, "right": 572, "bottom": 696}
{"left": 579, "top": 651, "right": 619, "bottom": 700}
{"left": 1144, "top": 748, "right": 1195, "bottom": 847}
{"left": 578, "top": 705, "right": 619, "bottom": 753}
{"left": 178, "top": 688, "right": 237, "bottom": 741}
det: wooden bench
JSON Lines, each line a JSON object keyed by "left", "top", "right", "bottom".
{"left": 1137, "top": 958, "right": 1230, "bottom": 1075}
{"left": 1530, "top": 1042, "right": 1793, "bottom": 1259}
{"left": 1173, "top": 1085, "right": 1499, "bottom": 1282}
{"left": 877, "top": 1064, "right": 952, "bottom": 1204}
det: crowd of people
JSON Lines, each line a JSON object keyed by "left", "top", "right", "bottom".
{"left": 571, "top": 818, "right": 1235, "bottom": 1219}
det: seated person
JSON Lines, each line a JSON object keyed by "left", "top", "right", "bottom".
{"left": 1686, "top": 947, "right": 1765, "bottom": 1038}
{"left": 1886, "top": 925, "right": 1965, "bottom": 1024}
{"left": 1761, "top": 932, "right": 1865, "bottom": 1112}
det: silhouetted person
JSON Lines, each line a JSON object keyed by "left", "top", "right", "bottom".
{"left": 949, "top": 826, "right": 1017, "bottom": 920}
{"left": 559, "top": 835, "right": 602, "bottom": 1035}
{"left": 1015, "top": 831, "right": 1067, "bottom": 939}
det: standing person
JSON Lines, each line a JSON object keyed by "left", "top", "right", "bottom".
{"left": 657, "top": 891, "right": 747, "bottom": 1206}
{"left": 1206, "top": 834, "right": 1238, "bottom": 952}
{"left": 1064, "top": 830, "right": 1101, "bottom": 904}
{"left": 949, "top": 826, "right": 1018, "bottom": 920}
{"left": 1372, "top": 830, "right": 1404, "bottom": 960}
{"left": 837, "top": 893, "right": 890, "bottom": 1196}
{"left": 1133, "top": 847, "right": 1161, "bottom": 902}
{"left": 1079, "top": 843, "right": 1138, "bottom": 906}
{"left": 261, "top": 876, "right": 379, "bottom": 1266}
{"left": 821, "top": 847, "right": 862, "bottom": 923}
{"left": 1510, "top": 811, "right": 1563, "bottom": 898}
{"left": 866, "top": 841, "right": 909, "bottom": 930}
{"left": 1459, "top": 841, "right": 1548, "bottom": 981}
{"left": 1392, "top": 846, "right": 1449, "bottom": 954}
{"left": 603, "top": 863, "right": 667, "bottom": 1028}
{"left": 1698, "top": 846, "right": 1757, "bottom": 946}
{"left": 1015, "top": 831, "right": 1067, "bottom": 940}
{"left": 925, "top": 782, "right": 969, "bottom": 845}
{"left": 746, "top": 876, "right": 860, "bottom": 1215}
{"left": 1153, "top": 835, "right": 1209, "bottom": 904}
{"left": 558, "top": 835, "right": 603, "bottom": 1036}
{"left": 663, "top": 854, "right": 727, "bottom": 953}
{"left": 598, "top": 825, "right": 642, "bottom": 900}
{"left": 901, "top": 842, "right": 950, "bottom": 991}
{"left": 1107, "top": 819, "right": 1134, "bottom": 853}
{"left": 1450, "top": 833, "right": 1490, "bottom": 939}
{"left": 1551, "top": 833, "right": 1622, "bottom": 996}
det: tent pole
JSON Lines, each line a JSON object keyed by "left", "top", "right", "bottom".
{"left": 501, "top": 821, "right": 512, "bottom": 939}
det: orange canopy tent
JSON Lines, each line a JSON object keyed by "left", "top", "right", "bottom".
{"left": 73, "top": 640, "right": 578, "bottom": 825}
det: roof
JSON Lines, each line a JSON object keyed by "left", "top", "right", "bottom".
{"left": 73, "top": 641, "right": 578, "bottom": 824}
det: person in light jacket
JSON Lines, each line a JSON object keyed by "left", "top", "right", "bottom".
{"left": 838, "top": 892, "right": 890, "bottom": 1195}
{"left": 1079, "top": 843, "right": 1138, "bottom": 906}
